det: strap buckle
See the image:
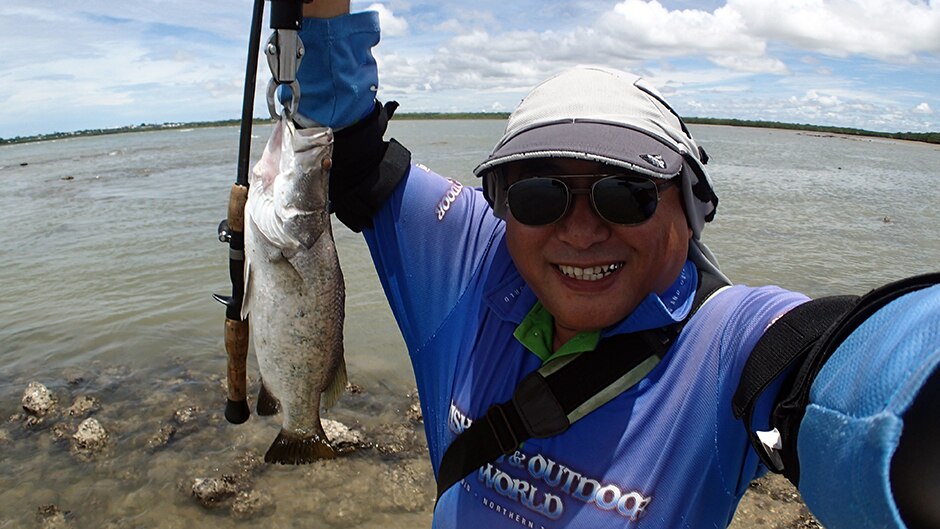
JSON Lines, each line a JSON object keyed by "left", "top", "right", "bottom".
{"left": 484, "top": 404, "right": 519, "bottom": 456}
{"left": 755, "top": 428, "right": 785, "bottom": 472}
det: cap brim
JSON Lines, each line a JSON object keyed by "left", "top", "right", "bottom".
{"left": 474, "top": 119, "right": 683, "bottom": 179}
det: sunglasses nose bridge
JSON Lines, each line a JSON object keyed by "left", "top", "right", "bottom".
{"left": 563, "top": 186, "right": 608, "bottom": 225}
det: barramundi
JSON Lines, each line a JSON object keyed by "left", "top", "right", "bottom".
{"left": 242, "top": 116, "right": 346, "bottom": 464}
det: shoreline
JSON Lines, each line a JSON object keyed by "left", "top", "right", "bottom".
{"left": 3, "top": 115, "right": 937, "bottom": 147}
{"left": 3, "top": 359, "right": 822, "bottom": 529}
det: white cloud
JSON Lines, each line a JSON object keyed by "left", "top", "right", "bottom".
{"left": 727, "top": 0, "right": 940, "bottom": 61}
{"left": 2, "top": 0, "right": 939, "bottom": 137}
{"left": 367, "top": 3, "right": 409, "bottom": 37}
{"left": 709, "top": 54, "right": 788, "bottom": 73}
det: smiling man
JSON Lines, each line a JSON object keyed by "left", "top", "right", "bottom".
{"left": 261, "top": 2, "right": 940, "bottom": 528}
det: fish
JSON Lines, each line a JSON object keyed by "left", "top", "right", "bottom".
{"left": 241, "top": 115, "right": 346, "bottom": 464}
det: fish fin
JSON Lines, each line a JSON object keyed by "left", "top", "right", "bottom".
{"left": 321, "top": 357, "right": 347, "bottom": 411}
{"left": 256, "top": 379, "right": 280, "bottom": 416}
{"left": 264, "top": 428, "right": 335, "bottom": 464}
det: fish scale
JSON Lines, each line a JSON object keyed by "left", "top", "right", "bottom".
{"left": 242, "top": 116, "right": 347, "bottom": 464}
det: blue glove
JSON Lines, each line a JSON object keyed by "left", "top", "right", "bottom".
{"left": 282, "top": 11, "right": 380, "bottom": 129}
{"left": 798, "top": 284, "right": 940, "bottom": 529}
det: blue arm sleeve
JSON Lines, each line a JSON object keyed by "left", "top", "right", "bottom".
{"left": 797, "top": 284, "right": 940, "bottom": 529}
{"left": 290, "top": 11, "right": 380, "bottom": 129}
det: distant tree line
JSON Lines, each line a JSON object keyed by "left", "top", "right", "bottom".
{"left": 2, "top": 115, "right": 938, "bottom": 145}
{"left": 683, "top": 117, "right": 940, "bottom": 145}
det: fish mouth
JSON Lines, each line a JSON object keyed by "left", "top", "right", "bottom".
{"left": 555, "top": 262, "right": 624, "bottom": 281}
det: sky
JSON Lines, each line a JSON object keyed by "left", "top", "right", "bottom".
{"left": 2, "top": 0, "right": 939, "bottom": 139}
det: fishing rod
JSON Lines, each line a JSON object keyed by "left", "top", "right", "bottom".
{"left": 215, "top": 0, "right": 305, "bottom": 425}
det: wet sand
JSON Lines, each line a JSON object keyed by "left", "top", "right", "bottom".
{"left": 2, "top": 358, "right": 823, "bottom": 529}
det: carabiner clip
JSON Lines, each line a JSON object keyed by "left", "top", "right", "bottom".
{"left": 264, "top": 28, "right": 304, "bottom": 119}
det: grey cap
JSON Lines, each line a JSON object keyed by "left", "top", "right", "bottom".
{"left": 475, "top": 66, "right": 727, "bottom": 282}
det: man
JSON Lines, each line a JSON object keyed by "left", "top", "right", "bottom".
{"left": 277, "top": 2, "right": 939, "bottom": 528}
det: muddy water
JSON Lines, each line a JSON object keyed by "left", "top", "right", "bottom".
{"left": 1, "top": 121, "right": 938, "bottom": 528}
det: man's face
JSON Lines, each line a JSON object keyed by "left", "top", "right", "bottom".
{"left": 504, "top": 158, "right": 692, "bottom": 345}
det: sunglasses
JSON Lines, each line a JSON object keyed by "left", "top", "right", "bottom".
{"left": 506, "top": 174, "right": 675, "bottom": 226}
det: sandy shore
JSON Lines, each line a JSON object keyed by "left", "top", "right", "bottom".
{"left": 731, "top": 474, "right": 822, "bottom": 529}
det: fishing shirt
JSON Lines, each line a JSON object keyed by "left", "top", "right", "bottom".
{"left": 296, "top": 12, "right": 939, "bottom": 529}
{"left": 362, "top": 163, "right": 807, "bottom": 528}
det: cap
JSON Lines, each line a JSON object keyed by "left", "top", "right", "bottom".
{"left": 475, "top": 66, "right": 727, "bottom": 282}
{"left": 474, "top": 67, "right": 702, "bottom": 178}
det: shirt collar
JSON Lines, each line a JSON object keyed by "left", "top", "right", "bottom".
{"left": 485, "top": 260, "right": 698, "bottom": 362}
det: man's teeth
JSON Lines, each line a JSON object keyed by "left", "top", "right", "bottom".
{"left": 556, "top": 263, "right": 624, "bottom": 281}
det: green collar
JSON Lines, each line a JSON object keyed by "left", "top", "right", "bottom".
{"left": 513, "top": 301, "right": 600, "bottom": 364}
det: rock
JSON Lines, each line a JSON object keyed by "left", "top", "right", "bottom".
{"left": 63, "top": 370, "right": 86, "bottom": 386}
{"left": 22, "top": 382, "right": 56, "bottom": 417}
{"left": 35, "top": 504, "right": 70, "bottom": 528}
{"left": 173, "top": 406, "right": 201, "bottom": 425}
{"left": 66, "top": 396, "right": 100, "bottom": 418}
{"left": 406, "top": 389, "right": 423, "bottom": 423}
{"left": 406, "top": 402, "right": 423, "bottom": 423}
{"left": 71, "top": 418, "right": 109, "bottom": 457}
{"left": 191, "top": 476, "right": 239, "bottom": 508}
{"left": 51, "top": 423, "right": 71, "bottom": 443}
{"left": 147, "top": 424, "right": 177, "bottom": 451}
{"left": 370, "top": 423, "right": 424, "bottom": 456}
{"left": 230, "top": 490, "right": 275, "bottom": 519}
{"left": 24, "top": 415, "right": 47, "bottom": 430}
{"left": 322, "top": 418, "right": 363, "bottom": 453}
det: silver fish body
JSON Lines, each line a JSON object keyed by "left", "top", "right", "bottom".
{"left": 242, "top": 116, "right": 346, "bottom": 464}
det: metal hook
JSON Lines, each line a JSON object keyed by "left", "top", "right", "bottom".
{"left": 267, "top": 79, "right": 300, "bottom": 119}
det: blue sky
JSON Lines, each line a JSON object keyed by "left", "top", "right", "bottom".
{"left": 2, "top": 0, "right": 939, "bottom": 138}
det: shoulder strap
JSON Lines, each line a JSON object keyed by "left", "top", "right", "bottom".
{"left": 732, "top": 272, "right": 940, "bottom": 485}
{"left": 731, "top": 295, "right": 859, "bottom": 470}
{"left": 435, "top": 268, "right": 728, "bottom": 501}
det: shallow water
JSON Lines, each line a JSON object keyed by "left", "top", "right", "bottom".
{"left": 0, "top": 121, "right": 938, "bottom": 528}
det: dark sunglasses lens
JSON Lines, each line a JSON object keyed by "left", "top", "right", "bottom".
{"left": 592, "top": 177, "right": 659, "bottom": 224}
{"left": 508, "top": 178, "right": 569, "bottom": 225}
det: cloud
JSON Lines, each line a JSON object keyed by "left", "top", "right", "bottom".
{"left": 366, "top": 3, "right": 408, "bottom": 37}
{"left": 2, "top": 0, "right": 939, "bottom": 137}
{"left": 727, "top": 0, "right": 940, "bottom": 61}
{"left": 914, "top": 102, "right": 933, "bottom": 115}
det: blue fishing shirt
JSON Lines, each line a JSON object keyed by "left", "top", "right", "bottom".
{"left": 362, "top": 164, "right": 807, "bottom": 528}
{"left": 296, "top": 12, "right": 940, "bottom": 529}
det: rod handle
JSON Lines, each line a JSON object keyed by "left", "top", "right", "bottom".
{"left": 224, "top": 317, "right": 251, "bottom": 424}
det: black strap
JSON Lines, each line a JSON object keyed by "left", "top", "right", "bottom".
{"left": 330, "top": 101, "right": 412, "bottom": 232}
{"left": 731, "top": 295, "right": 859, "bottom": 471}
{"left": 733, "top": 272, "right": 940, "bottom": 486}
{"left": 435, "top": 268, "right": 728, "bottom": 501}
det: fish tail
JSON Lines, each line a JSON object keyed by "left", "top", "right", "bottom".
{"left": 264, "top": 428, "right": 336, "bottom": 464}
{"left": 322, "top": 356, "right": 347, "bottom": 410}
{"left": 256, "top": 379, "right": 280, "bottom": 416}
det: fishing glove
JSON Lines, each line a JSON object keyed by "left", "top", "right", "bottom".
{"left": 285, "top": 11, "right": 380, "bottom": 129}
{"left": 797, "top": 284, "right": 940, "bottom": 529}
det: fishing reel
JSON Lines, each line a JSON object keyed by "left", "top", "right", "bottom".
{"left": 217, "top": 219, "right": 231, "bottom": 243}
